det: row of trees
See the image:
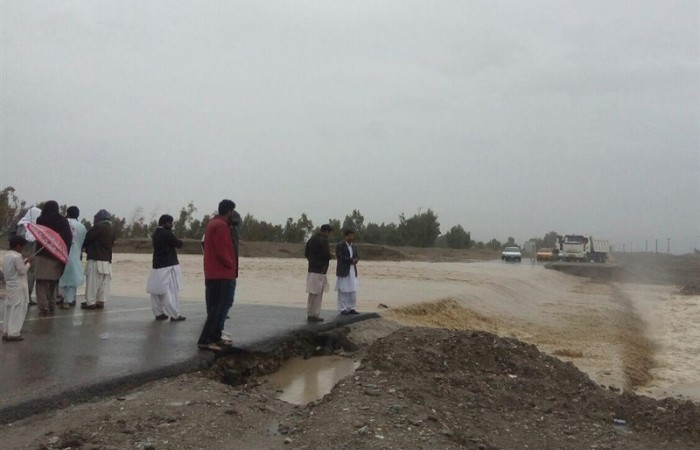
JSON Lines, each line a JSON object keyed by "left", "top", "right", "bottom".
{"left": 1, "top": 186, "right": 554, "bottom": 250}
{"left": 525, "top": 232, "right": 560, "bottom": 251}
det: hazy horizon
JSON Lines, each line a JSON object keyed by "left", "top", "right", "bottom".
{"left": 1, "top": 1, "right": 698, "bottom": 253}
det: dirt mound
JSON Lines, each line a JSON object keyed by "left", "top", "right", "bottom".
{"left": 6, "top": 322, "right": 699, "bottom": 450}
{"left": 288, "top": 327, "right": 699, "bottom": 449}
{"left": 387, "top": 293, "right": 658, "bottom": 394}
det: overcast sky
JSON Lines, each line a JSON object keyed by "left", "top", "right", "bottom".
{"left": 1, "top": 1, "right": 698, "bottom": 253}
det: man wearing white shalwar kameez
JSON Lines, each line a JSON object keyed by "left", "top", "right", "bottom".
{"left": 146, "top": 214, "right": 186, "bottom": 321}
{"left": 147, "top": 265, "right": 184, "bottom": 319}
{"left": 82, "top": 209, "right": 115, "bottom": 310}
{"left": 334, "top": 230, "right": 360, "bottom": 315}
{"left": 3, "top": 236, "right": 31, "bottom": 341}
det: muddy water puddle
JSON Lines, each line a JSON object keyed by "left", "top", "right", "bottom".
{"left": 263, "top": 355, "right": 360, "bottom": 405}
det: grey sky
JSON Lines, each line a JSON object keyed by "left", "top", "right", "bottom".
{"left": 1, "top": 1, "right": 698, "bottom": 253}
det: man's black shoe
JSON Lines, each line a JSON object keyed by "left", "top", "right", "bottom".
{"left": 348, "top": 309, "right": 360, "bottom": 315}
{"left": 307, "top": 316, "right": 324, "bottom": 322}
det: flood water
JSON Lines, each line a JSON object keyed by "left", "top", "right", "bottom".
{"left": 263, "top": 355, "right": 360, "bottom": 405}
{"left": 102, "top": 254, "right": 700, "bottom": 402}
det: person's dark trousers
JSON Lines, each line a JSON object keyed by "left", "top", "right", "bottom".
{"left": 218, "top": 279, "right": 237, "bottom": 331}
{"left": 198, "top": 279, "right": 233, "bottom": 345}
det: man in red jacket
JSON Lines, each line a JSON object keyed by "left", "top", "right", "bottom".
{"left": 197, "top": 199, "right": 237, "bottom": 351}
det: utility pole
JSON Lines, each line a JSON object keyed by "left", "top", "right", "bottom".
{"left": 667, "top": 238, "right": 671, "bottom": 254}
{"left": 655, "top": 239, "right": 658, "bottom": 253}
{"left": 645, "top": 240, "right": 648, "bottom": 252}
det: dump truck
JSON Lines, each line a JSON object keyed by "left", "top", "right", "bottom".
{"left": 555, "top": 235, "right": 610, "bottom": 263}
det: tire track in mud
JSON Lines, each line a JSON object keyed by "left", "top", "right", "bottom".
{"left": 610, "top": 285, "right": 656, "bottom": 391}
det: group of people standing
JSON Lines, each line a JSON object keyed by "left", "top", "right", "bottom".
{"left": 304, "top": 225, "right": 360, "bottom": 322}
{"left": 195, "top": 200, "right": 361, "bottom": 352}
{"left": 3, "top": 198, "right": 360, "bottom": 352}
{"left": 2, "top": 202, "right": 115, "bottom": 341}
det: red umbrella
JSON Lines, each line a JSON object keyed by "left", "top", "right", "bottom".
{"left": 26, "top": 223, "right": 69, "bottom": 264}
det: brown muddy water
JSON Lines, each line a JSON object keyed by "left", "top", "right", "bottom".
{"left": 262, "top": 356, "right": 360, "bottom": 405}
{"left": 76, "top": 254, "right": 700, "bottom": 402}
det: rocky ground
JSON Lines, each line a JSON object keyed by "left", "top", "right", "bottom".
{"left": 1, "top": 318, "right": 698, "bottom": 450}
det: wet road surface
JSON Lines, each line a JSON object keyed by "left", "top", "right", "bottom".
{"left": 0, "top": 297, "right": 373, "bottom": 423}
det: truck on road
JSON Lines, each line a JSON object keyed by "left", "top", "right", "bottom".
{"left": 555, "top": 235, "right": 610, "bottom": 263}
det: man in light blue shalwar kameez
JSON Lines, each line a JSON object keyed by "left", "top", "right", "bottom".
{"left": 59, "top": 206, "right": 87, "bottom": 307}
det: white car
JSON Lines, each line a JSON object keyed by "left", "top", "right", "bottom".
{"left": 501, "top": 247, "right": 522, "bottom": 262}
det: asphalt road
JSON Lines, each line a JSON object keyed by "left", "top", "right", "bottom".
{"left": 0, "top": 297, "right": 374, "bottom": 423}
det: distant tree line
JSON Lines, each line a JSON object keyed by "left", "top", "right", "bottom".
{"left": 1, "top": 185, "right": 554, "bottom": 249}
{"left": 525, "top": 231, "right": 560, "bottom": 250}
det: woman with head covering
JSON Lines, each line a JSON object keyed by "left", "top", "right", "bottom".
{"left": 82, "top": 209, "right": 115, "bottom": 310}
{"left": 34, "top": 201, "right": 72, "bottom": 315}
{"left": 146, "top": 214, "right": 186, "bottom": 321}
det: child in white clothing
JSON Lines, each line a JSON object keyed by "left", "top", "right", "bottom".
{"left": 3, "top": 236, "right": 32, "bottom": 341}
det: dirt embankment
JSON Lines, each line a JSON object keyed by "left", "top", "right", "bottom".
{"left": 113, "top": 239, "right": 499, "bottom": 262}
{"left": 611, "top": 252, "right": 700, "bottom": 287}
{"left": 112, "top": 240, "right": 699, "bottom": 285}
{"left": 386, "top": 295, "right": 658, "bottom": 394}
{"left": 5, "top": 321, "right": 698, "bottom": 450}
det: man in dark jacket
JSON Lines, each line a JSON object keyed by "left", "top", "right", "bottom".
{"left": 82, "top": 209, "right": 115, "bottom": 310}
{"left": 147, "top": 214, "right": 186, "bottom": 321}
{"left": 335, "top": 229, "right": 360, "bottom": 315}
{"left": 304, "top": 224, "right": 333, "bottom": 322}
